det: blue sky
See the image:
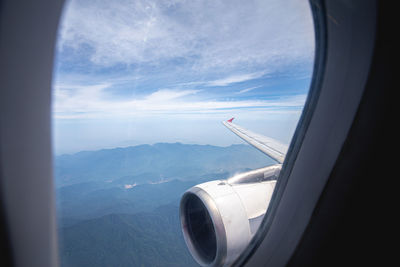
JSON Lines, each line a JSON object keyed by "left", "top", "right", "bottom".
{"left": 52, "top": 0, "right": 315, "bottom": 155}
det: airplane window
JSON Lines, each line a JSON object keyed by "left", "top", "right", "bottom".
{"left": 52, "top": 0, "right": 314, "bottom": 266}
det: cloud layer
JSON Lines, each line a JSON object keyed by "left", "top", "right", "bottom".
{"left": 58, "top": 0, "right": 314, "bottom": 73}
{"left": 53, "top": 83, "right": 307, "bottom": 119}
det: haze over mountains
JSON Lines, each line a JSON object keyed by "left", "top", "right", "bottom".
{"left": 55, "top": 143, "right": 274, "bottom": 266}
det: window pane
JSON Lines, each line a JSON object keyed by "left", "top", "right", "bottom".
{"left": 52, "top": 0, "right": 314, "bottom": 266}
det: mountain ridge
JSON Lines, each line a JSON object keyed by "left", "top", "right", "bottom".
{"left": 56, "top": 143, "right": 275, "bottom": 266}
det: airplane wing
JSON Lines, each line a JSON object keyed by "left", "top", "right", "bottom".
{"left": 222, "top": 118, "right": 288, "bottom": 163}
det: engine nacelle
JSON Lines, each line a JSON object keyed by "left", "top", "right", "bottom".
{"left": 179, "top": 164, "right": 281, "bottom": 266}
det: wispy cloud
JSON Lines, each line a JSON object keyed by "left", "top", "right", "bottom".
{"left": 58, "top": 0, "right": 314, "bottom": 73}
{"left": 236, "top": 86, "right": 261, "bottom": 94}
{"left": 206, "top": 72, "right": 266, "bottom": 87}
{"left": 145, "top": 89, "right": 200, "bottom": 102}
{"left": 53, "top": 82, "right": 306, "bottom": 119}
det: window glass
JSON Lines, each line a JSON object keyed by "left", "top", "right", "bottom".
{"left": 52, "top": 0, "right": 314, "bottom": 266}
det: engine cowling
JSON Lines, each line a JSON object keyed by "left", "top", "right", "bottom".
{"left": 179, "top": 164, "right": 281, "bottom": 266}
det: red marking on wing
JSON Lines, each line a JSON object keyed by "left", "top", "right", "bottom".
{"left": 227, "top": 118, "right": 234, "bottom": 123}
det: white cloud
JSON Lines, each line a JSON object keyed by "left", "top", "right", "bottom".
{"left": 206, "top": 72, "right": 266, "bottom": 87}
{"left": 236, "top": 86, "right": 261, "bottom": 94}
{"left": 124, "top": 183, "right": 137, "bottom": 189}
{"left": 53, "top": 82, "right": 307, "bottom": 119}
{"left": 145, "top": 89, "right": 200, "bottom": 102}
{"left": 58, "top": 0, "right": 314, "bottom": 72}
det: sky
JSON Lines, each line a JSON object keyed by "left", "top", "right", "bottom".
{"left": 52, "top": 0, "right": 315, "bottom": 155}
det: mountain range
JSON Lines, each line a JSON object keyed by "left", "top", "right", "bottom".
{"left": 56, "top": 143, "right": 274, "bottom": 266}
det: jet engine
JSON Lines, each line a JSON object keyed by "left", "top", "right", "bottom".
{"left": 179, "top": 164, "right": 281, "bottom": 267}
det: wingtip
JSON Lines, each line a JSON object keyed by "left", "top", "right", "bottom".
{"left": 227, "top": 117, "right": 234, "bottom": 123}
